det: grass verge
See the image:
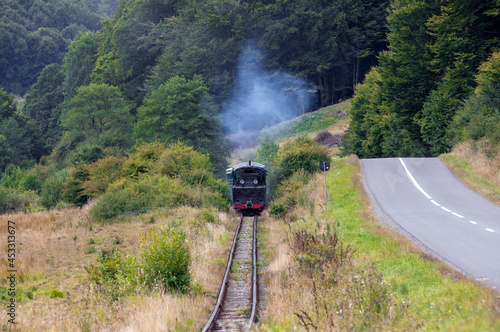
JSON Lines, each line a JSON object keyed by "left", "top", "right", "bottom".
{"left": 440, "top": 152, "right": 500, "bottom": 206}
{"left": 259, "top": 156, "right": 500, "bottom": 331}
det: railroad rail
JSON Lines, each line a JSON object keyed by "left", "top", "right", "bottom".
{"left": 202, "top": 215, "right": 259, "bottom": 331}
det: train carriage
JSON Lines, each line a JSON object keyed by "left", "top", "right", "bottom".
{"left": 226, "top": 161, "right": 267, "bottom": 216}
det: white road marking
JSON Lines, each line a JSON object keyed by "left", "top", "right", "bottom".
{"left": 398, "top": 159, "right": 492, "bottom": 233}
{"left": 399, "top": 158, "right": 432, "bottom": 199}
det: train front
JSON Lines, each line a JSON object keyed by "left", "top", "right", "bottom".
{"left": 226, "top": 161, "right": 267, "bottom": 216}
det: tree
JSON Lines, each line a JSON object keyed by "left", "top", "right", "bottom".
{"left": 134, "top": 75, "right": 229, "bottom": 173}
{"left": 22, "top": 63, "right": 65, "bottom": 156}
{"left": 0, "top": 0, "right": 104, "bottom": 95}
{"left": 345, "top": 0, "right": 440, "bottom": 157}
{"left": 451, "top": 51, "right": 500, "bottom": 147}
{"left": 62, "top": 31, "right": 100, "bottom": 101}
{"left": 0, "top": 88, "right": 38, "bottom": 171}
{"left": 419, "top": 0, "right": 500, "bottom": 154}
{"left": 62, "top": 83, "right": 133, "bottom": 149}
{"left": 261, "top": 0, "right": 389, "bottom": 106}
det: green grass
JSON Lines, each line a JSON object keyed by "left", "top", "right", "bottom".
{"left": 325, "top": 157, "right": 500, "bottom": 330}
{"left": 261, "top": 102, "right": 350, "bottom": 140}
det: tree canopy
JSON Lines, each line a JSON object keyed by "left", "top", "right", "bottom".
{"left": 0, "top": 0, "right": 116, "bottom": 95}
{"left": 344, "top": 0, "right": 500, "bottom": 157}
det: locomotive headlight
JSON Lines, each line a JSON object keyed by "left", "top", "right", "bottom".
{"left": 253, "top": 179, "right": 258, "bottom": 184}
{"left": 240, "top": 179, "right": 245, "bottom": 184}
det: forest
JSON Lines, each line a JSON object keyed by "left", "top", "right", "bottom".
{"left": 1, "top": 0, "right": 500, "bottom": 212}
{"left": 343, "top": 0, "right": 500, "bottom": 158}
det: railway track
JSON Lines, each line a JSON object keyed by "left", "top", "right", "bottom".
{"left": 203, "top": 215, "right": 259, "bottom": 332}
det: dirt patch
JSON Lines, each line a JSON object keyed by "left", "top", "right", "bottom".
{"left": 315, "top": 131, "right": 344, "bottom": 147}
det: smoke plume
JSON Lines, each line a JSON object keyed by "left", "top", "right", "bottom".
{"left": 221, "top": 46, "right": 317, "bottom": 147}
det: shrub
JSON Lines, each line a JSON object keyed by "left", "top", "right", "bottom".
{"left": 256, "top": 133, "right": 279, "bottom": 167}
{"left": 0, "top": 187, "right": 42, "bottom": 214}
{"left": 81, "top": 155, "right": 125, "bottom": 197}
{"left": 49, "top": 289, "right": 65, "bottom": 298}
{"left": 1, "top": 166, "right": 41, "bottom": 193}
{"left": 61, "top": 164, "right": 90, "bottom": 206}
{"left": 20, "top": 173, "right": 41, "bottom": 192}
{"left": 70, "top": 144, "right": 104, "bottom": 165}
{"left": 268, "top": 201, "right": 286, "bottom": 218}
{"left": 1, "top": 165, "right": 26, "bottom": 189}
{"left": 91, "top": 174, "right": 228, "bottom": 221}
{"left": 84, "top": 246, "right": 97, "bottom": 254}
{"left": 122, "top": 141, "right": 165, "bottom": 178}
{"left": 90, "top": 175, "right": 188, "bottom": 221}
{"left": 276, "top": 136, "right": 331, "bottom": 179}
{"left": 140, "top": 228, "right": 190, "bottom": 292}
{"left": 196, "top": 207, "right": 218, "bottom": 223}
{"left": 40, "top": 168, "right": 70, "bottom": 209}
{"left": 156, "top": 141, "right": 212, "bottom": 177}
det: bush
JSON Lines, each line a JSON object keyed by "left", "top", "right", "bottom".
{"left": 268, "top": 201, "right": 286, "bottom": 218}
{"left": 1, "top": 166, "right": 41, "bottom": 192}
{"left": 70, "top": 144, "right": 105, "bottom": 165}
{"left": 140, "top": 228, "right": 190, "bottom": 292}
{"left": 40, "top": 168, "right": 70, "bottom": 209}
{"left": 20, "top": 173, "right": 41, "bottom": 192}
{"left": 61, "top": 164, "right": 90, "bottom": 206}
{"left": 122, "top": 141, "right": 165, "bottom": 178}
{"left": 91, "top": 176, "right": 228, "bottom": 221}
{"left": 1, "top": 165, "right": 26, "bottom": 189}
{"left": 276, "top": 136, "right": 331, "bottom": 179}
{"left": 81, "top": 155, "right": 125, "bottom": 197}
{"left": 156, "top": 141, "right": 212, "bottom": 177}
{"left": 49, "top": 289, "right": 65, "bottom": 298}
{"left": 0, "top": 187, "right": 43, "bottom": 214}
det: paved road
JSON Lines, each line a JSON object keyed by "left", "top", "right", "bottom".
{"left": 361, "top": 157, "right": 500, "bottom": 289}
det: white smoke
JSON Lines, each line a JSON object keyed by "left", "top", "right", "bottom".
{"left": 221, "top": 46, "right": 317, "bottom": 147}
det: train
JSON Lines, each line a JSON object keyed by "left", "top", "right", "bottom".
{"left": 226, "top": 161, "right": 267, "bottom": 216}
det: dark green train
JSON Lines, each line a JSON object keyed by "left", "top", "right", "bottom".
{"left": 226, "top": 161, "right": 267, "bottom": 216}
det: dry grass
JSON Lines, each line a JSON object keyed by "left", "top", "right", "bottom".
{"left": 259, "top": 173, "right": 334, "bottom": 329}
{"left": 451, "top": 141, "right": 500, "bottom": 187}
{"left": 441, "top": 141, "right": 500, "bottom": 206}
{"left": 0, "top": 203, "right": 236, "bottom": 331}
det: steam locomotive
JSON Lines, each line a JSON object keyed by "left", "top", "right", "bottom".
{"left": 226, "top": 161, "right": 267, "bottom": 216}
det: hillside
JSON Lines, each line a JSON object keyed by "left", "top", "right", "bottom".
{"left": 2, "top": 102, "right": 499, "bottom": 330}
{"left": 0, "top": 0, "right": 117, "bottom": 95}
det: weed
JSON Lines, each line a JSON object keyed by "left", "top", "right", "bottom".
{"left": 88, "top": 238, "right": 95, "bottom": 245}
{"left": 73, "top": 235, "right": 77, "bottom": 241}
{"left": 113, "top": 236, "right": 122, "bottom": 245}
{"left": 84, "top": 246, "right": 96, "bottom": 254}
{"left": 49, "top": 289, "right": 65, "bottom": 298}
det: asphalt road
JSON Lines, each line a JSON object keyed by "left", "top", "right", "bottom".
{"left": 360, "top": 157, "right": 500, "bottom": 289}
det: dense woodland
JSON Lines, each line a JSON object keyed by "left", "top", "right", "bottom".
{"left": 1, "top": 0, "right": 500, "bottom": 211}
{"left": 344, "top": 0, "right": 500, "bottom": 157}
